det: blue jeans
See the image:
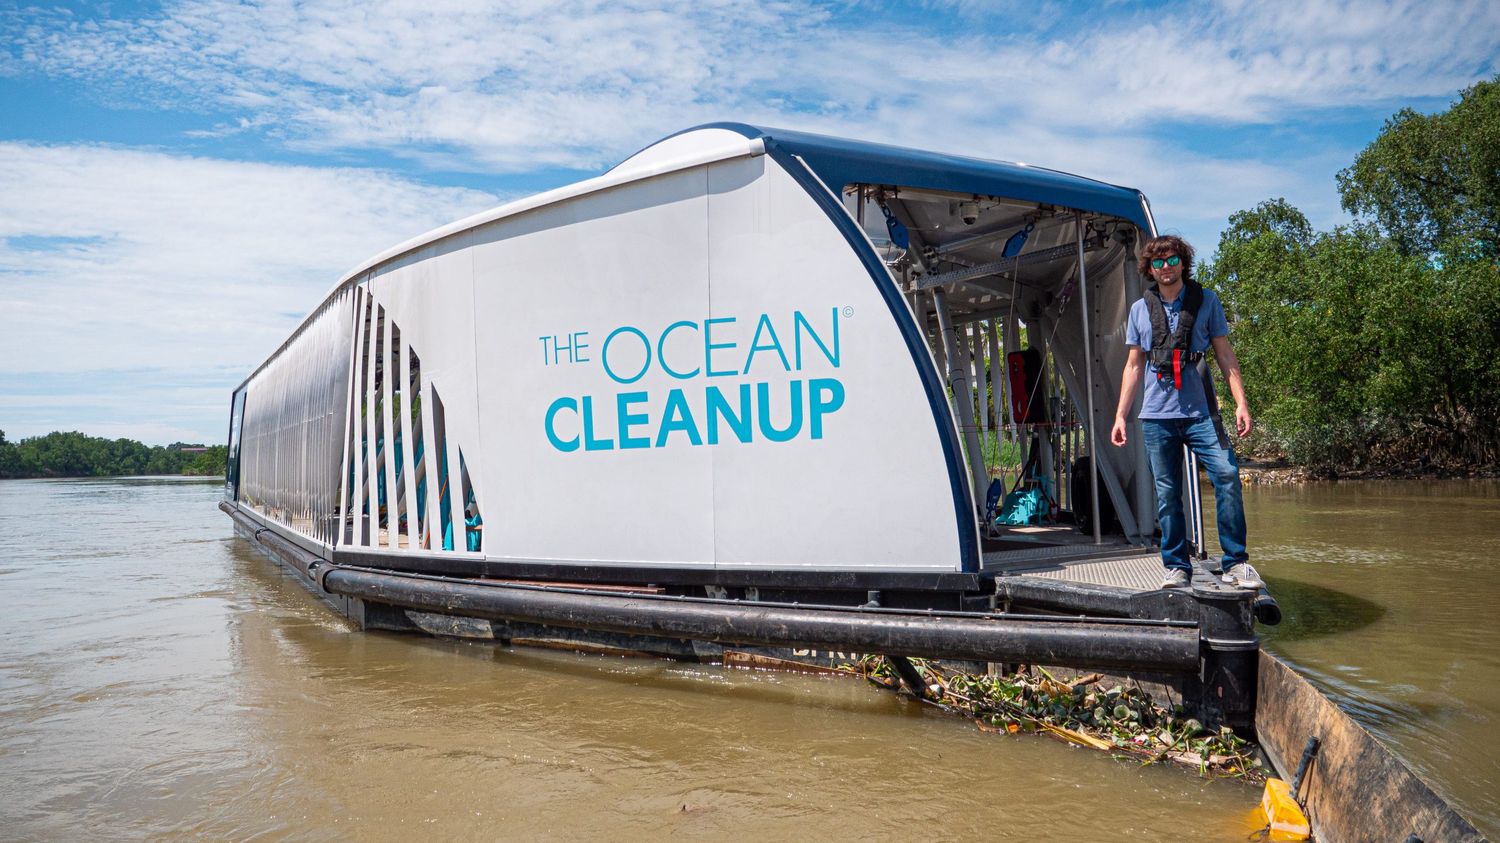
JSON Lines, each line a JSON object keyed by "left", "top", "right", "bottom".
{"left": 1142, "top": 416, "right": 1248, "bottom": 573}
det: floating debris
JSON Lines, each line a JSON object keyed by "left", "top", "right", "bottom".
{"left": 843, "top": 656, "right": 1265, "bottom": 782}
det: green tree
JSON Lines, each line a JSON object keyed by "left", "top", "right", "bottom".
{"left": 1208, "top": 78, "right": 1500, "bottom": 474}
{"left": 1209, "top": 203, "right": 1392, "bottom": 469}
{"left": 1360, "top": 255, "right": 1500, "bottom": 465}
{"left": 0, "top": 431, "right": 231, "bottom": 478}
{"left": 21, "top": 432, "right": 96, "bottom": 476}
{"left": 1337, "top": 76, "right": 1500, "bottom": 259}
{"left": 185, "top": 446, "right": 228, "bottom": 476}
{"left": 1206, "top": 199, "right": 1500, "bottom": 472}
{"left": 0, "top": 429, "right": 18, "bottom": 477}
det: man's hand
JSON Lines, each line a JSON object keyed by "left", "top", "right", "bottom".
{"left": 1235, "top": 405, "right": 1253, "bottom": 437}
{"left": 1113, "top": 348, "right": 1145, "bottom": 448}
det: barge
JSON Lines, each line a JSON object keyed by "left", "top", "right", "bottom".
{"left": 222, "top": 124, "right": 1483, "bottom": 841}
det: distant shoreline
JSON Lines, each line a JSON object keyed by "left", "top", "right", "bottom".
{"left": 1240, "top": 463, "right": 1500, "bottom": 484}
{"left": 0, "top": 472, "right": 225, "bottom": 480}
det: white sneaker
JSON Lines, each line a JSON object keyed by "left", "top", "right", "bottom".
{"left": 1223, "top": 562, "right": 1263, "bottom": 589}
{"left": 1159, "top": 569, "right": 1190, "bottom": 589}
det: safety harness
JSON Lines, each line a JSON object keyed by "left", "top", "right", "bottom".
{"left": 1144, "top": 280, "right": 1205, "bottom": 390}
{"left": 1144, "top": 280, "right": 1232, "bottom": 448}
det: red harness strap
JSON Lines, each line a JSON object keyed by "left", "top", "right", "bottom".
{"left": 1172, "top": 349, "right": 1184, "bottom": 390}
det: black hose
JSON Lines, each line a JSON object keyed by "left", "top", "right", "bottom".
{"left": 1254, "top": 587, "right": 1283, "bottom": 626}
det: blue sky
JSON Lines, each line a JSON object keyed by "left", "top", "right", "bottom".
{"left": 2, "top": 0, "right": 1497, "bottom": 445}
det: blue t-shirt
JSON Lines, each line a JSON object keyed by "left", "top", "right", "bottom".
{"left": 1125, "top": 287, "right": 1228, "bottom": 419}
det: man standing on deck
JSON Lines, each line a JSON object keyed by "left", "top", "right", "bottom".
{"left": 1109, "top": 235, "right": 1262, "bottom": 591}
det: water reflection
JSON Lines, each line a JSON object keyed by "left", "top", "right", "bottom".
{"left": 1256, "top": 577, "right": 1386, "bottom": 642}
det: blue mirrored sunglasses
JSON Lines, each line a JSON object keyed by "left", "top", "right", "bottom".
{"left": 1150, "top": 255, "right": 1182, "bottom": 269}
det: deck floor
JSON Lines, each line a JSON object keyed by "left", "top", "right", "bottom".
{"left": 996, "top": 553, "right": 1176, "bottom": 591}
{"left": 981, "top": 527, "right": 1232, "bottom": 593}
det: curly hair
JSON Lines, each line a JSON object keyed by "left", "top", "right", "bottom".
{"left": 1137, "top": 235, "right": 1196, "bottom": 284}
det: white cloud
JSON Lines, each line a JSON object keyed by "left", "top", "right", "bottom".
{"left": 0, "top": 142, "right": 496, "bottom": 442}
{"left": 9, "top": 0, "right": 1481, "bottom": 278}
{"left": 8, "top": 0, "right": 1495, "bottom": 171}
{"left": 7, "top": 0, "right": 813, "bottom": 170}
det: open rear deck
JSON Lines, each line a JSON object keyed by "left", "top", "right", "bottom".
{"left": 982, "top": 525, "right": 1254, "bottom": 596}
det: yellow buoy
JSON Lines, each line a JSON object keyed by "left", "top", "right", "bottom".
{"left": 1259, "top": 777, "right": 1311, "bottom": 841}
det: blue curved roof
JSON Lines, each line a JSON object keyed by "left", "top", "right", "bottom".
{"left": 678, "top": 122, "right": 1152, "bottom": 231}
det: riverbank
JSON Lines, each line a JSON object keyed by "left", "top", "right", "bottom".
{"left": 1240, "top": 462, "right": 1500, "bottom": 485}
{"left": 0, "top": 469, "right": 225, "bottom": 480}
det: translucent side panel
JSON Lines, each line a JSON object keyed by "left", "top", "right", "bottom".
{"left": 237, "top": 288, "right": 355, "bottom": 544}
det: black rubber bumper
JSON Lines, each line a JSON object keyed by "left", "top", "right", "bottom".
{"left": 321, "top": 567, "right": 1201, "bottom": 673}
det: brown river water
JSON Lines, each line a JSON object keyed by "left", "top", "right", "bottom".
{"left": 0, "top": 477, "right": 1494, "bottom": 840}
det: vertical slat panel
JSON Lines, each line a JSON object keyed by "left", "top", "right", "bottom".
{"left": 304, "top": 314, "right": 315, "bottom": 540}
{"left": 298, "top": 319, "right": 309, "bottom": 531}
{"left": 335, "top": 290, "right": 355, "bottom": 545}
{"left": 280, "top": 331, "right": 289, "bottom": 522}
{"left": 288, "top": 352, "right": 295, "bottom": 523}
{"left": 345, "top": 290, "right": 361, "bottom": 545}
{"left": 407, "top": 355, "right": 425, "bottom": 545}
{"left": 276, "top": 353, "right": 286, "bottom": 519}
{"left": 313, "top": 302, "right": 325, "bottom": 542}
{"left": 399, "top": 336, "right": 420, "bottom": 551}
{"left": 270, "top": 359, "right": 279, "bottom": 514}
{"left": 448, "top": 435, "right": 465, "bottom": 552}
{"left": 315, "top": 303, "right": 326, "bottom": 542}
{"left": 257, "top": 378, "right": 266, "bottom": 509}
{"left": 334, "top": 290, "right": 353, "bottom": 541}
{"left": 380, "top": 312, "right": 399, "bottom": 549}
{"left": 419, "top": 368, "right": 440, "bottom": 550}
{"left": 312, "top": 303, "right": 322, "bottom": 541}
{"left": 348, "top": 289, "right": 368, "bottom": 546}
{"left": 357, "top": 290, "right": 371, "bottom": 546}
{"left": 283, "top": 353, "right": 291, "bottom": 521}
{"left": 302, "top": 336, "right": 309, "bottom": 526}
{"left": 274, "top": 355, "right": 283, "bottom": 521}
{"left": 329, "top": 296, "right": 342, "bottom": 543}
{"left": 442, "top": 398, "right": 464, "bottom": 552}
{"left": 271, "top": 357, "right": 279, "bottom": 512}
{"left": 363, "top": 299, "right": 380, "bottom": 546}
